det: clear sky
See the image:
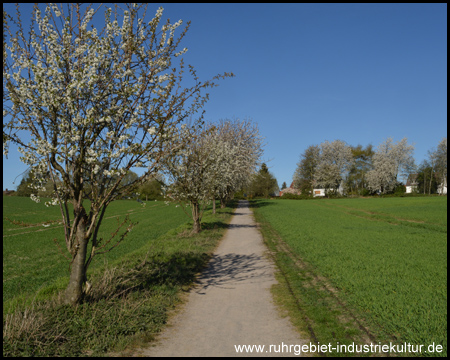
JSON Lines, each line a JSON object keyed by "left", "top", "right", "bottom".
{"left": 2, "top": 3, "right": 447, "bottom": 190}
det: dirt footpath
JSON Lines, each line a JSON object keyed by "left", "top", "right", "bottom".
{"left": 136, "top": 200, "right": 307, "bottom": 357}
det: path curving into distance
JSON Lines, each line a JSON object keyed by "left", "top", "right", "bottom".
{"left": 136, "top": 200, "right": 307, "bottom": 357}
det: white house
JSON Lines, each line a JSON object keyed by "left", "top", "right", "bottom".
{"left": 312, "top": 188, "right": 326, "bottom": 197}
{"left": 437, "top": 178, "right": 447, "bottom": 195}
{"left": 405, "top": 174, "right": 418, "bottom": 194}
{"left": 313, "top": 182, "right": 345, "bottom": 197}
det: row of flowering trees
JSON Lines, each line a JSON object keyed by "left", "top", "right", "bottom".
{"left": 3, "top": 3, "right": 234, "bottom": 305}
{"left": 162, "top": 118, "right": 263, "bottom": 233}
{"left": 293, "top": 137, "right": 447, "bottom": 196}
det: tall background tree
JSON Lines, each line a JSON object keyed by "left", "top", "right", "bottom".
{"left": 434, "top": 137, "right": 447, "bottom": 195}
{"left": 292, "top": 144, "right": 320, "bottom": 196}
{"left": 15, "top": 169, "right": 34, "bottom": 197}
{"left": 137, "top": 173, "right": 165, "bottom": 201}
{"left": 416, "top": 160, "right": 438, "bottom": 194}
{"left": 247, "top": 163, "right": 279, "bottom": 198}
{"left": 346, "top": 144, "right": 374, "bottom": 195}
{"left": 3, "top": 3, "right": 233, "bottom": 305}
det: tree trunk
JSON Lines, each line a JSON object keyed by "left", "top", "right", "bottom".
{"left": 191, "top": 201, "right": 201, "bottom": 233}
{"left": 429, "top": 168, "right": 433, "bottom": 195}
{"left": 423, "top": 173, "right": 426, "bottom": 194}
{"left": 220, "top": 197, "right": 226, "bottom": 209}
{"left": 212, "top": 196, "right": 216, "bottom": 214}
{"left": 64, "top": 209, "right": 89, "bottom": 305}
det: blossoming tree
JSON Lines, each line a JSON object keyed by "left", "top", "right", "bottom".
{"left": 162, "top": 124, "right": 218, "bottom": 233}
{"left": 213, "top": 118, "right": 264, "bottom": 207}
{"left": 366, "top": 137, "right": 415, "bottom": 194}
{"left": 434, "top": 137, "right": 447, "bottom": 195}
{"left": 3, "top": 3, "right": 233, "bottom": 305}
{"left": 314, "top": 140, "right": 354, "bottom": 196}
{"left": 163, "top": 118, "right": 263, "bottom": 232}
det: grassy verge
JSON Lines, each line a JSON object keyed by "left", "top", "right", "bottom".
{"left": 3, "top": 201, "right": 236, "bottom": 357}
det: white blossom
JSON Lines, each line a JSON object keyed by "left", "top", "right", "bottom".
{"left": 3, "top": 2, "right": 233, "bottom": 303}
{"left": 30, "top": 194, "right": 41, "bottom": 203}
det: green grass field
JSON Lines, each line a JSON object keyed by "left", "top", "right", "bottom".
{"left": 3, "top": 195, "right": 236, "bottom": 356}
{"left": 3, "top": 196, "right": 189, "bottom": 308}
{"left": 252, "top": 197, "right": 447, "bottom": 357}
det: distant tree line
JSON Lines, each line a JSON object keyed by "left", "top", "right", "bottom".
{"left": 15, "top": 168, "right": 165, "bottom": 201}
{"left": 293, "top": 137, "right": 447, "bottom": 197}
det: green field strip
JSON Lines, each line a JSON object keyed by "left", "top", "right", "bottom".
{"left": 311, "top": 201, "right": 447, "bottom": 234}
{"left": 272, "top": 231, "right": 377, "bottom": 347}
{"left": 2, "top": 197, "right": 190, "bottom": 306}
{"left": 253, "top": 198, "right": 447, "bottom": 356}
{"left": 319, "top": 197, "right": 447, "bottom": 227}
{"left": 3, "top": 202, "right": 164, "bottom": 236}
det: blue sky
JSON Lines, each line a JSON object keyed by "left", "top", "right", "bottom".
{"left": 2, "top": 3, "right": 447, "bottom": 190}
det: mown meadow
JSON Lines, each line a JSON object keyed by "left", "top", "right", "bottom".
{"left": 3, "top": 195, "right": 236, "bottom": 356}
{"left": 252, "top": 196, "right": 447, "bottom": 357}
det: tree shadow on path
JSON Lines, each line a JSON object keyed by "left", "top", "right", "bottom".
{"left": 193, "top": 253, "right": 274, "bottom": 295}
{"left": 191, "top": 200, "right": 276, "bottom": 295}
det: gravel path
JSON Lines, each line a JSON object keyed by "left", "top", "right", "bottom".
{"left": 136, "top": 200, "right": 307, "bottom": 357}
